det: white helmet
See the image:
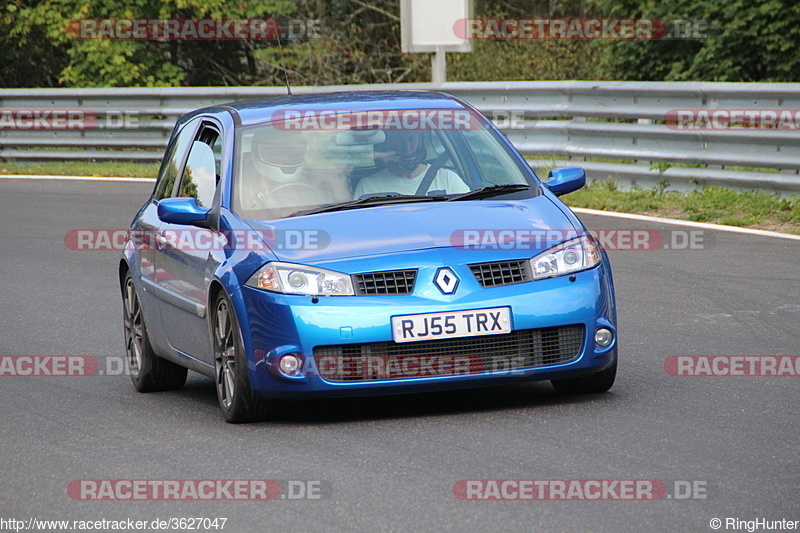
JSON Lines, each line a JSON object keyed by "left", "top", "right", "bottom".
{"left": 251, "top": 127, "right": 307, "bottom": 183}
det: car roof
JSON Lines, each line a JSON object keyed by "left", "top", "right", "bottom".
{"left": 182, "top": 90, "right": 470, "bottom": 127}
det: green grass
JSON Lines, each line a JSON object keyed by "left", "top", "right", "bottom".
{"left": 0, "top": 161, "right": 159, "bottom": 178}
{"left": 563, "top": 179, "right": 800, "bottom": 234}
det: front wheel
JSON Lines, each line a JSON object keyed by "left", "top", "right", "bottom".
{"left": 122, "top": 273, "right": 187, "bottom": 392}
{"left": 211, "top": 292, "right": 272, "bottom": 423}
{"left": 551, "top": 360, "right": 617, "bottom": 394}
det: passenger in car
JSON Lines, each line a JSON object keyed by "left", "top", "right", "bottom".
{"left": 353, "top": 130, "right": 469, "bottom": 198}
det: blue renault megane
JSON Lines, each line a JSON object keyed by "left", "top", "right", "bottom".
{"left": 120, "top": 91, "right": 617, "bottom": 422}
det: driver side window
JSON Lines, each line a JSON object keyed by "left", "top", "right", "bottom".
{"left": 176, "top": 125, "right": 221, "bottom": 208}
{"left": 154, "top": 119, "right": 200, "bottom": 200}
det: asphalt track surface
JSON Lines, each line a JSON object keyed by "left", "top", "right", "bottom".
{"left": 1, "top": 178, "right": 798, "bottom": 532}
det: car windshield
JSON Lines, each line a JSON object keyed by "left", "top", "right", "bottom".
{"left": 232, "top": 108, "right": 537, "bottom": 219}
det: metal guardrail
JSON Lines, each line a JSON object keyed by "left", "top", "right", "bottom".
{"left": 1, "top": 81, "right": 799, "bottom": 195}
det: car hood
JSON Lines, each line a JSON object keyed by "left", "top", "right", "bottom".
{"left": 245, "top": 196, "right": 580, "bottom": 264}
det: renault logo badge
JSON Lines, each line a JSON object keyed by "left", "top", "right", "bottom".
{"left": 434, "top": 267, "right": 459, "bottom": 295}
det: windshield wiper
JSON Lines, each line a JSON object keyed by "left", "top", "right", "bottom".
{"left": 290, "top": 194, "right": 448, "bottom": 217}
{"left": 449, "top": 184, "right": 531, "bottom": 202}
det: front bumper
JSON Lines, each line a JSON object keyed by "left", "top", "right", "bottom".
{"left": 236, "top": 262, "right": 617, "bottom": 399}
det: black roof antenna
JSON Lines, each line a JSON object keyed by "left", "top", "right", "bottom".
{"left": 276, "top": 24, "right": 292, "bottom": 96}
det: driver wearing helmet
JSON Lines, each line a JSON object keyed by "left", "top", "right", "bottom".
{"left": 352, "top": 130, "right": 469, "bottom": 199}
{"left": 241, "top": 126, "right": 335, "bottom": 211}
{"left": 251, "top": 127, "right": 307, "bottom": 182}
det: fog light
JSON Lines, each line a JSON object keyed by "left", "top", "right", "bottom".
{"left": 278, "top": 354, "right": 301, "bottom": 375}
{"left": 595, "top": 328, "right": 613, "bottom": 347}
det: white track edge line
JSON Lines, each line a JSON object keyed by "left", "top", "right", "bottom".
{"left": 0, "top": 175, "right": 155, "bottom": 182}
{"left": 571, "top": 207, "right": 800, "bottom": 241}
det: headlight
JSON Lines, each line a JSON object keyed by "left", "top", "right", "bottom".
{"left": 245, "top": 262, "right": 355, "bottom": 296}
{"left": 530, "top": 235, "right": 602, "bottom": 280}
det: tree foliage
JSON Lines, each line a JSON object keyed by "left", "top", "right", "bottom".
{"left": 2, "top": 0, "right": 296, "bottom": 87}
{"left": 1, "top": 0, "right": 797, "bottom": 87}
{"left": 0, "top": 0, "right": 598, "bottom": 87}
{"left": 588, "top": 0, "right": 800, "bottom": 81}
{"left": 250, "top": 0, "right": 430, "bottom": 86}
{"left": 448, "top": 0, "right": 600, "bottom": 81}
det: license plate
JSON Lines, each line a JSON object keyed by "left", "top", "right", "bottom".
{"left": 392, "top": 307, "right": 511, "bottom": 343}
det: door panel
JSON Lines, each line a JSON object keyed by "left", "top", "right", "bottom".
{"left": 153, "top": 123, "right": 224, "bottom": 363}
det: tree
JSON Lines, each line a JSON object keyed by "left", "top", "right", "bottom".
{"left": 588, "top": 0, "right": 800, "bottom": 81}
{"left": 9, "top": 0, "right": 792, "bottom": 87}
{"left": 2, "top": 0, "right": 296, "bottom": 87}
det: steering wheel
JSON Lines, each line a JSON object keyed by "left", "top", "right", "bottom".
{"left": 270, "top": 182, "right": 322, "bottom": 196}
{"left": 258, "top": 182, "right": 326, "bottom": 209}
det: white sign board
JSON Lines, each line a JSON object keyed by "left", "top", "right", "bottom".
{"left": 401, "top": 0, "right": 472, "bottom": 53}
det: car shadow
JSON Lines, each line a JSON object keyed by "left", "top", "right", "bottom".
{"left": 174, "top": 373, "right": 616, "bottom": 424}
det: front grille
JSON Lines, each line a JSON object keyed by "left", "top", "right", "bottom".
{"left": 353, "top": 270, "right": 417, "bottom": 295}
{"left": 313, "top": 325, "right": 584, "bottom": 382}
{"left": 470, "top": 260, "right": 531, "bottom": 287}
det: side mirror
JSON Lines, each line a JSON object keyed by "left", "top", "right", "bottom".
{"left": 543, "top": 166, "right": 586, "bottom": 196}
{"left": 157, "top": 197, "right": 210, "bottom": 226}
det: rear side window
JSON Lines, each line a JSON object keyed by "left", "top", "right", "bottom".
{"left": 154, "top": 119, "right": 200, "bottom": 200}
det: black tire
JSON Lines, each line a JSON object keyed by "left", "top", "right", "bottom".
{"left": 211, "top": 292, "right": 272, "bottom": 423}
{"left": 551, "top": 360, "right": 617, "bottom": 394}
{"left": 122, "top": 273, "right": 188, "bottom": 392}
